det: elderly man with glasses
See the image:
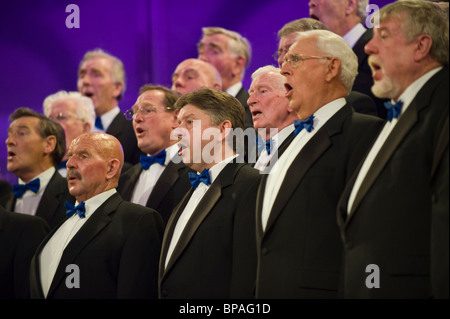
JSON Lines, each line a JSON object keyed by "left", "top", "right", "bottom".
{"left": 253, "top": 29, "right": 384, "bottom": 299}
{"left": 117, "top": 84, "right": 191, "bottom": 225}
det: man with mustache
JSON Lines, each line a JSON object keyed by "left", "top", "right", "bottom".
{"left": 337, "top": 1, "right": 449, "bottom": 298}
{"left": 29, "top": 132, "right": 164, "bottom": 299}
{"left": 255, "top": 30, "right": 383, "bottom": 298}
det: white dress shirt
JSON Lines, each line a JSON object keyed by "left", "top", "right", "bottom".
{"left": 164, "top": 154, "right": 238, "bottom": 268}
{"left": 347, "top": 67, "right": 442, "bottom": 214}
{"left": 343, "top": 23, "right": 367, "bottom": 49}
{"left": 130, "top": 144, "right": 179, "bottom": 206}
{"left": 261, "top": 98, "right": 346, "bottom": 231}
{"left": 93, "top": 106, "right": 120, "bottom": 132}
{"left": 14, "top": 166, "right": 56, "bottom": 215}
{"left": 226, "top": 82, "right": 243, "bottom": 98}
{"left": 39, "top": 188, "right": 117, "bottom": 298}
{"left": 254, "top": 124, "right": 295, "bottom": 172}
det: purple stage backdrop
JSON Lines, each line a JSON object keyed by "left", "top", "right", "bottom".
{"left": 0, "top": 0, "right": 393, "bottom": 183}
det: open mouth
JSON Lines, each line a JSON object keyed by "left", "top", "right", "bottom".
{"left": 177, "top": 142, "right": 188, "bottom": 156}
{"left": 368, "top": 58, "right": 383, "bottom": 81}
{"left": 284, "top": 83, "right": 294, "bottom": 98}
{"left": 7, "top": 151, "right": 15, "bottom": 161}
{"left": 251, "top": 110, "right": 262, "bottom": 117}
{"left": 135, "top": 127, "right": 145, "bottom": 136}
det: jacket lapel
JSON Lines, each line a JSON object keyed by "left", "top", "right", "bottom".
{"left": 161, "top": 163, "right": 239, "bottom": 278}
{"left": 46, "top": 193, "right": 120, "bottom": 298}
{"left": 147, "top": 160, "right": 183, "bottom": 208}
{"left": 120, "top": 164, "right": 142, "bottom": 201}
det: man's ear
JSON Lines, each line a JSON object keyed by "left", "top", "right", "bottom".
{"left": 171, "top": 109, "right": 180, "bottom": 129}
{"left": 106, "top": 158, "right": 121, "bottom": 180}
{"left": 324, "top": 58, "right": 341, "bottom": 83}
{"left": 346, "top": 0, "right": 358, "bottom": 16}
{"left": 232, "top": 56, "right": 246, "bottom": 78}
{"left": 44, "top": 135, "right": 57, "bottom": 155}
{"left": 218, "top": 120, "right": 233, "bottom": 142}
{"left": 413, "top": 34, "right": 433, "bottom": 63}
{"left": 113, "top": 82, "right": 124, "bottom": 100}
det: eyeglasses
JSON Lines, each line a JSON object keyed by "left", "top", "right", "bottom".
{"left": 125, "top": 105, "right": 174, "bottom": 120}
{"left": 283, "top": 53, "right": 331, "bottom": 68}
{"left": 48, "top": 113, "right": 79, "bottom": 122}
{"left": 272, "top": 48, "right": 288, "bottom": 62}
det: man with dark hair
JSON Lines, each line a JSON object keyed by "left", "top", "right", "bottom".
{"left": 118, "top": 85, "right": 191, "bottom": 225}
{"left": 3, "top": 107, "right": 74, "bottom": 229}
{"left": 158, "top": 88, "right": 261, "bottom": 299}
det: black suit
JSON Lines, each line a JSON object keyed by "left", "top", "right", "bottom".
{"left": 337, "top": 68, "right": 449, "bottom": 298}
{"left": 0, "top": 180, "right": 13, "bottom": 209}
{"left": 107, "top": 112, "right": 144, "bottom": 165}
{"left": 255, "top": 104, "right": 384, "bottom": 299}
{"left": 0, "top": 206, "right": 49, "bottom": 299}
{"left": 159, "top": 162, "right": 261, "bottom": 299}
{"left": 235, "top": 86, "right": 254, "bottom": 129}
{"left": 29, "top": 192, "right": 164, "bottom": 299}
{"left": 1, "top": 171, "right": 75, "bottom": 230}
{"left": 352, "top": 28, "right": 388, "bottom": 119}
{"left": 347, "top": 91, "right": 377, "bottom": 117}
{"left": 118, "top": 156, "right": 192, "bottom": 225}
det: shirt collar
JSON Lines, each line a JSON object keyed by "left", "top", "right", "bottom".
{"left": 18, "top": 166, "right": 55, "bottom": 193}
{"left": 343, "top": 23, "right": 367, "bottom": 49}
{"left": 98, "top": 106, "right": 120, "bottom": 131}
{"left": 75, "top": 188, "right": 117, "bottom": 218}
{"left": 225, "top": 82, "right": 243, "bottom": 98}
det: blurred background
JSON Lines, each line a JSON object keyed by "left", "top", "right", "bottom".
{"left": 0, "top": 0, "right": 393, "bottom": 183}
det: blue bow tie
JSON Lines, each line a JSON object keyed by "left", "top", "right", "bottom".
{"left": 188, "top": 169, "right": 211, "bottom": 189}
{"left": 65, "top": 201, "right": 86, "bottom": 218}
{"left": 140, "top": 150, "right": 166, "bottom": 170}
{"left": 13, "top": 178, "right": 40, "bottom": 198}
{"left": 95, "top": 117, "right": 104, "bottom": 130}
{"left": 384, "top": 100, "right": 403, "bottom": 122}
{"left": 294, "top": 115, "right": 315, "bottom": 136}
{"left": 255, "top": 137, "right": 273, "bottom": 155}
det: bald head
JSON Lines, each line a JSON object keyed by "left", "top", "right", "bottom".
{"left": 171, "top": 58, "right": 222, "bottom": 95}
{"left": 66, "top": 132, "right": 124, "bottom": 202}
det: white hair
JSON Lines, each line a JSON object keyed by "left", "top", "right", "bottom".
{"left": 295, "top": 30, "right": 358, "bottom": 93}
{"left": 251, "top": 65, "right": 285, "bottom": 90}
{"left": 43, "top": 90, "right": 95, "bottom": 127}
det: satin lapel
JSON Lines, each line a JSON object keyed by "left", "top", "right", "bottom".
{"left": 347, "top": 103, "right": 418, "bottom": 223}
{"left": 46, "top": 193, "right": 120, "bottom": 298}
{"left": 265, "top": 128, "right": 332, "bottom": 233}
{"left": 255, "top": 175, "right": 267, "bottom": 242}
{"left": 163, "top": 178, "right": 222, "bottom": 276}
{"left": 120, "top": 164, "right": 142, "bottom": 201}
{"left": 159, "top": 188, "right": 193, "bottom": 279}
{"left": 147, "top": 161, "right": 181, "bottom": 208}
{"left": 35, "top": 172, "right": 64, "bottom": 223}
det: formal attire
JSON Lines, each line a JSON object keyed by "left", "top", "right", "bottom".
{"left": 255, "top": 98, "right": 384, "bottom": 299}
{"left": 347, "top": 91, "right": 377, "bottom": 117}
{"left": 0, "top": 206, "right": 49, "bottom": 299}
{"left": 158, "top": 157, "right": 261, "bottom": 299}
{"left": 0, "top": 180, "right": 13, "bottom": 209}
{"left": 117, "top": 144, "right": 192, "bottom": 225}
{"left": 1, "top": 168, "right": 75, "bottom": 230}
{"left": 29, "top": 190, "right": 164, "bottom": 299}
{"left": 345, "top": 25, "right": 387, "bottom": 119}
{"left": 227, "top": 82, "right": 253, "bottom": 129}
{"left": 95, "top": 106, "right": 144, "bottom": 166}
{"left": 337, "top": 67, "right": 449, "bottom": 298}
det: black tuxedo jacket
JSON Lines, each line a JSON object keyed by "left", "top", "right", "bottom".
{"left": 255, "top": 104, "right": 384, "bottom": 299}
{"left": 0, "top": 180, "right": 13, "bottom": 209}
{"left": 117, "top": 157, "right": 192, "bottom": 225}
{"left": 352, "top": 28, "right": 388, "bottom": 119}
{"left": 1, "top": 171, "right": 74, "bottom": 230}
{"left": 0, "top": 207, "right": 49, "bottom": 299}
{"left": 158, "top": 162, "right": 261, "bottom": 299}
{"left": 347, "top": 91, "right": 377, "bottom": 117}
{"left": 29, "top": 192, "right": 164, "bottom": 299}
{"left": 337, "top": 68, "right": 449, "bottom": 299}
{"left": 107, "top": 112, "right": 144, "bottom": 166}
{"left": 235, "top": 86, "right": 254, "bottom": 129}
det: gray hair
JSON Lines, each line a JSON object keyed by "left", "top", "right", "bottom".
{"left": 295, "top": 30, "right": 358, "bottom": 93}
{"left": 251, "top": 65, "right": 286, "bottom": 90}
{"left": 202, "top": 27, "right": 252, "bottom": 69}
{"left": 43, "top": 90, "right": 95, "bottom": 128}
{"left": 79, "top": 48, "right": 127, "bottom": 100}
{"left": 376, "top": 0, "right": 449, "bottom": 66}
{"left": 357, "top": 0, "right": 370, "bottom": 22}
{"left": 277, "top": 18, "right": 328, "bottom": 38}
